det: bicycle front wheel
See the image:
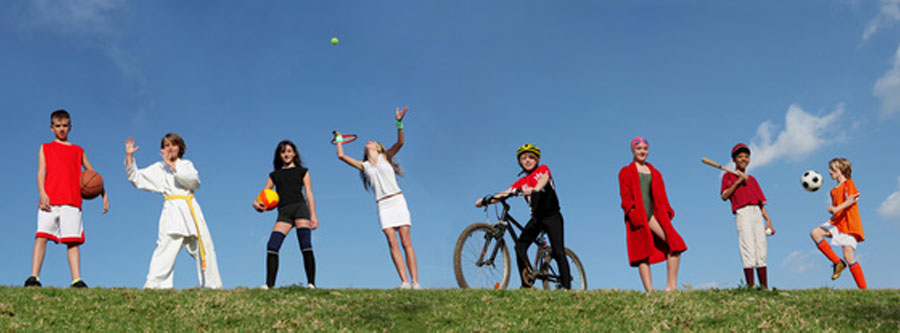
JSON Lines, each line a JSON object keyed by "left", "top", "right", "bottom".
{"left": 537, "top": 247, "right": 587, "bottom": 290}
{"left": 453, "top": 223, "right": 511, "bottom": 289}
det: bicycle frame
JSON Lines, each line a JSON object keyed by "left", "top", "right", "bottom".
{"left": 477, "top": 194, "right": 548, "bottom": 272}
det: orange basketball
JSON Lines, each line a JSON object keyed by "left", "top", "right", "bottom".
{"left": 81, "top": 169, "right": 104, "bottom": 199}
{"left": 257, "top": 189, "right": 279, "bottom": 211}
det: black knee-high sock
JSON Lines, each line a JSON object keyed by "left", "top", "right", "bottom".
{"left": 266, "top": 253, "right": 279, "bottom": 288}
{"left": 297, "top": 228, "right": 315, "bottom": 285}
{"left": 266, "top": 231, "right": 287, "bottom": 288}
{"left": 302, "top": 250, "right": 316, "bottom": 285}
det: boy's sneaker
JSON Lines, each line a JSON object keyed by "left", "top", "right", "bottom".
{"left": 24, "top": 276, "right": 41, "bottom": 288}
{"left": 71, "top": 279, "right": 88, "bottom": 288}
{"left": 307, "top": 283, "right": 316, "bottom": 289}
{"left": 399, "top": 282, "right": 412, "bottom": 290}
{"left": 412, "top": 283, "right": 422, "bottom": 290}
{"left": 832, "top": 260, "right": 847, "bottom": 280}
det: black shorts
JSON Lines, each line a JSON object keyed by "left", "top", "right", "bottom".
{"left": 276, "top": 202, "right": 311, "bottom": 224}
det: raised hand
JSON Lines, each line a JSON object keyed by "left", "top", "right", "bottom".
{"left": 125, "top": 137, "right": 140, "bottom": 155}
{"left": 395, "top": 106, "right": 409, "bottom": 122}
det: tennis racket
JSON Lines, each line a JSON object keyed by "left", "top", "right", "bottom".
{"left": 331, "top": 131, "right": 358, "bottom": 145}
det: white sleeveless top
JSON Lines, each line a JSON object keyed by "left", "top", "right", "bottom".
{"left": 362, "top": 153, "right": 402, "bottom": 200}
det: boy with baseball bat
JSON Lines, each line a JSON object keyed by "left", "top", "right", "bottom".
{"left": 716, "top": 143, "right": 774, "bottom": 288}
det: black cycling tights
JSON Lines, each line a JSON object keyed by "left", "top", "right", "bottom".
{"left": 514, "top": 213, "right": 571, "bottom": 289}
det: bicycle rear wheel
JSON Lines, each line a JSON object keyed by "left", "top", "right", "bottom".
{"left": 453, "top": 223, "right": 511, "bottom": 289}
{"left": 536, "top": 247, "right": 587, "bottom": 290}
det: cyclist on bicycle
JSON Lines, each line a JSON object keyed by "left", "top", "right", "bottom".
{"left": 475, "top": 144, "right": 571, "bottom": 289}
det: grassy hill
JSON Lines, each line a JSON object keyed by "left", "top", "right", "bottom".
{"left": 1, "top": 286, "right": 898, "bottom": 331}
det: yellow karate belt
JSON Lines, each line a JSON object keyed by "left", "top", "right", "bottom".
{"left": 164, "top": 194, "right": 207, "bottom": 270}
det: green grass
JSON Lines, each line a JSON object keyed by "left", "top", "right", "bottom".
{"left": 1, "top": 286, "right": 898, "bottom": 331}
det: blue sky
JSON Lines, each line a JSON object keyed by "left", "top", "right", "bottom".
{"left": 2, "top": 0, "right": 900, "bottom": 290}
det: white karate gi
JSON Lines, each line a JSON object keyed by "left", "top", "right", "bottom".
{"left": 126, "top": 159, "right": 222, "bottom": 289}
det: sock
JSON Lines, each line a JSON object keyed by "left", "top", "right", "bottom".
{"left": 266, "top": 231, "right": 286, "bottom": 288}
{"left": 302, "top": 250, "right": 316, "bottom": 285}
{"left": 848, "top": 262, "right": 867, "bottom": 289}
{"left": 743, "top": 268, "right": 754, "bottom": 286}
{"left": 297, "top": 228, "right": 315, "bottom": 285}
{"left": 816, "top": 240, "right": 841, "bottom": 264}
{"left": 756, "top": 266, "right": 767, "bottom": 288}
{"left": 266, "top": 253, "right": 279, "bottom": 288}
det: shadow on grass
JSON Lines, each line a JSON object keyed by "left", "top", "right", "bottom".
{"left": 356, "top": 297, "right": 431, "bottom": 329}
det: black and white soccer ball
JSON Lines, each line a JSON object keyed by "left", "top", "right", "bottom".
{"left": 801, "top": 170, "right": 822, "bottom": 192}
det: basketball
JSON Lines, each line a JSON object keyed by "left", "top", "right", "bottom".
{"left": 257, "top": 189, "right": 279, "bottom": 211}
{"left": 81, "top": 169, "right": 104, "bottom": 199}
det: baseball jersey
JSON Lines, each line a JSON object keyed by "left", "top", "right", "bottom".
{"left": 721, "top": 172, "right": 767, "bottom": 213}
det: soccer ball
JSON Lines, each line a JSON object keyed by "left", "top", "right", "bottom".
{"left": 801, "top": 170, "right": 822, "bottom": 192}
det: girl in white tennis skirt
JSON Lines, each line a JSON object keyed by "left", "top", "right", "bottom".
{"left": 334, "top": 107, "right": 420, "bottom": 289}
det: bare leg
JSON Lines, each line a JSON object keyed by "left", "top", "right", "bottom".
{"left": 810, "top": 226, "right": 830, "bottom": 243}
{"left": 647, "top": 216, "right": 680, "bottom": 291}
{"left": 30, "top": 238, "right": 49, "bottom": 277}
{"left": 382, "top": 228, "right": 409, "bottom": 283}
{"left": 664, "top": 253, "right": 681, "bottom": 291}
{"left": 67, "top": 244, "right": 81, "bottom": 281}
{"left": 647, "top": 216, "right": 667, "bottom": 242}
{"left": 397, "top": 226, "right": 418, "bottom": 285}
{"left": 638, "top": 261, "right": 653, "bottom": 291}
{"left": 842, "top": 246, "right": 856, "bottom": 264}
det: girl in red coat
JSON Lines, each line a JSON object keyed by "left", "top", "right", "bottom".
{"left": 617, "top": 137, "right": 687, "bottom": 291}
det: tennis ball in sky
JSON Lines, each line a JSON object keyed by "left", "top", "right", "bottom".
{"left": 331, "top": 37, "right": 339, "bottom": 45}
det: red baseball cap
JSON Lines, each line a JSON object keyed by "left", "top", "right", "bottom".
{"left": 731, "top": 143, "right": 750, "bottom": 158}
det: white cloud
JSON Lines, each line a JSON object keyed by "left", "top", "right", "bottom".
{"left": 878, "top": 177, "right": 900, "bottom": 220}
{"left": 863, "top": 0, "right": 900, "bottom": 41}
{"left": 747, "top": 104, "right": 844, "bottom": 169}
{"left": 12, "top": 0, "right": 129, "bottom": 37}
{"left": 781, "top": 250, "right": 815, "bottom": 273}
{"left": 873, "top": 44, "right": 900, "bottom": 117}
{"left": 8, "top": 0, "right": 148, "bottom": 116}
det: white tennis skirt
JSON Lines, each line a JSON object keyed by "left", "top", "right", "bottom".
{"left": 377, "top": 194, "right": 411, "bottom": 230}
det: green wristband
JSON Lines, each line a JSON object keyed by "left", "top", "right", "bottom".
{"left": 396, "top": 120, "right": 404, "bottom": 130}
{"left": 335, "top": 135, "right": 344, "bottom": 143}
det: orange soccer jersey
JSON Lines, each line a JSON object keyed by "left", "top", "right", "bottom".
{"left": 829, "top": 179, "right": 864, "bottom": 242}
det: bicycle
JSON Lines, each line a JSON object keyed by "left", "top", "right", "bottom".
{"left": 453, "top": 191, "right": 587, "bottom": 290}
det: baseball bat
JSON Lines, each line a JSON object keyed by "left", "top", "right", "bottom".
{"left": 701, "top": 157, "right": 739, "bottom": 175}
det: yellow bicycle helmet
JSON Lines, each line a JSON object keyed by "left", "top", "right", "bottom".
{"left": 516, "top": 144, "right": 541, "bottom": 159}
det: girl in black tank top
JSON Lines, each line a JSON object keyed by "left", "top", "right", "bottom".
{"left": 252, "top": 140, "right": 319, "bottom": 289}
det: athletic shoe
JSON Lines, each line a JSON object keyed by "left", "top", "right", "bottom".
{"left": 399, "top": 282, "right": 412, "bottom": 290}
{"left": 307, "top": 284, "right": 316, "bottom": 289}
{"left": 258, "top": 285, "right": 270, "bottom": 290}
{"left": 71, "top": 279, "right": 88, "bottom": 288}
{"left": 832, "top": 260, "right": 847, "bottom": 280}
{"left": 24, "top": 276, "right": 41, "bottom": 288}
{"left": 412, "top": 283, "right": 422, "bottom": 290}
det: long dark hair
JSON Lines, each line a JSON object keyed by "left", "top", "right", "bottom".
{"left": 360, "top": 142, "right": 403, "bottom": 191}
{"left": 273, "top": 140, "right": 303, "bottom": 170}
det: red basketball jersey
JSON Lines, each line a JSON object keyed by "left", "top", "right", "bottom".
{"left": 43, "top": 141, "right": 83, "bottom": 209}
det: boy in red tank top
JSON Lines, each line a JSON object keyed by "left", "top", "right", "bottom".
{"left": 25, "top": 110, "right": 109, "bottom": 288}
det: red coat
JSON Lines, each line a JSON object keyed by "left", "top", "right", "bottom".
{"left": 618, "top": 162, "right": 687, "bottom": 267}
